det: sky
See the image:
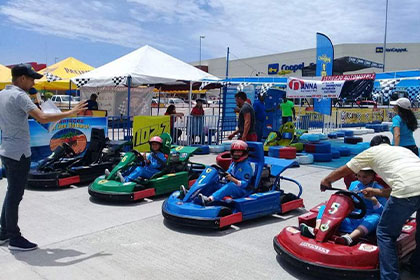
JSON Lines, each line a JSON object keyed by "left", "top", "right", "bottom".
{"left": 0, "top": 0, "right": 419, "bottom": 68}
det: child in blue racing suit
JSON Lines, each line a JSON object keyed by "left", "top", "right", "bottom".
{"left": 302, "top": 168, "right": 387, "bottom": 245}
{"left": 123, "top": 136, "right": 166, "bottom": 182}
{"left": 200, "top": 140, "right": 253, "bottom": 204}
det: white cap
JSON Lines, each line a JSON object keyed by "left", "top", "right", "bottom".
{"left": 390, "top": 98, "right": 411, "bottom": 110}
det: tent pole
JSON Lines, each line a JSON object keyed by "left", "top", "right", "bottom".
{"left": 157, "top": 87, "right": 161, "bottom": 116}
{"left": 68, "top": 80, "right": 72, "bottom": 110}
{"left": 189, "top": 81, "right": 192, "bottom": 113}
{"left": 127, "top": 76, "right": 132, "bottom": 139}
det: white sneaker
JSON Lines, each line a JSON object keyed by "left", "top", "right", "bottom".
{"left": 117, "top": 171, "right": 125, "bottom": 183}
{"left": 104, "top": 169, "right": 110, "bottom": 176}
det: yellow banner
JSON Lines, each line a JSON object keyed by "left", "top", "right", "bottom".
{"left": 294, "top": 106, "right": 420, "bottom": 125}
{"left": 132, "top": 116, "right": 170, "bottom": 152}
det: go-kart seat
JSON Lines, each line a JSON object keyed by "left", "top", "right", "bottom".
{"left": 246, "top": 142, "right": 265, "bottom": 192}
{"left": 80, "top": 128, "right": 106, "bottom": 165}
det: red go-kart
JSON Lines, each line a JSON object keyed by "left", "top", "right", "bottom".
{"left": 273, "top": 184, "right": 417, "bottom": 279}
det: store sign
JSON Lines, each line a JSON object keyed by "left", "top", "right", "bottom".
{"left": 376, "top": 47, "right": 408, "bottom": 53}
{"left": 268, "top": 62, "right": 306, "bottom": 74}
{"left": 286, "top": 77, "right": 344, "bottom": 98}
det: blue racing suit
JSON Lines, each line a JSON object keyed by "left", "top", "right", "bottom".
{"left": 317, "top": 180, "right": 387, "bottom": 234}
{"left": 125, "top": 151, "right": 166, "bottom": 181}
{"left": 211, "top": 159, "right": 254, "bottom": 201}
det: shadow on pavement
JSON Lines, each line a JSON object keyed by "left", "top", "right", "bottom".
{"left": 163, "top": 207, "right": 307, "bottom": 237}
{"left": 12, "top": 248, "right": 111, "bottom": 267}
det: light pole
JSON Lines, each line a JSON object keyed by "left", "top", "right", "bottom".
{"left": 199, "top": 35, "right": 205, "bottom": 67}
{"left": 382, "top": 0, "right": 389, "bottom": 72}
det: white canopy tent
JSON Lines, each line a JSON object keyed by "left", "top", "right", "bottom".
{"left": 71, "top": 45, "right": 219, "bottom": 117}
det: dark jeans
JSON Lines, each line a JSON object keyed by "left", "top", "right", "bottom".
{"left": 376, "top": 195, "right": 420, "bottom": 280}
{"left": 0, "top": 155, "right": 31, "bottom": 239}
{"left": 403, "top": 145, "right": 419, "bottom": 156}
{"left": 282, "top": 116, "right": 292, "bottom": 125}
{"left": 255, "top": 120, "right": 264, "bottom": 142}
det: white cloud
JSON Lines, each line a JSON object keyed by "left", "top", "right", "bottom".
{"left": 0, "top": 0, "right": 419, "bottom": 62}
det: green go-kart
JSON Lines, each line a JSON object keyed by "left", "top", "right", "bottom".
{"left": 264, "top": 122, "right": 305, "bottom": 152}
{"left": 88, "top": 133, "right": 206, "bottom": 202}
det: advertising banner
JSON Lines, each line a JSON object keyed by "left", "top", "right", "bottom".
{"left": 132, "top": 116, "right": 170, "bottom": 152}
{"left": 80, "top": 87, "right": 154, "bottom": 116}
{"left": 29, "top": 117, "right": 108, "bottom": 161}
{"left": 314, "top": 33, "right": 334, "bottom": 115}
{"left": 287, "top": 73, "right": 376, "bottom": 100}
{"left": 286, "top": 77, "right": 345, "bottom": 98}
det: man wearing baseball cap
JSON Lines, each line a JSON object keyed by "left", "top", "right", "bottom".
{"left": 320, "top": 135, "right": 420, "bottom": 279}
{"left": 0, "top": 64, "right": 87, "bottom": 251}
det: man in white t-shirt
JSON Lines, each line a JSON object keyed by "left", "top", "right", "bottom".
{"left": 320, "top": 135, "right": 420, "bottom": 280}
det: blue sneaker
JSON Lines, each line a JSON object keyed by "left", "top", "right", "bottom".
{"left": 8, "top": 236, "right": 38, "bottom": 251}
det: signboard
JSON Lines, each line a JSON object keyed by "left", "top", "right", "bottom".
{"left": 286, "top": 78, "right": 345, "bottom": 98}
{"left": 132, "top": 116, "right": 170, "bottom": 152}
{"left": 29, "top": 117, "right": 108, "bottom": 161}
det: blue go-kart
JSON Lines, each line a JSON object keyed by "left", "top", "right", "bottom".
{"left": 162, "top": 142, "right": 304, "bottom": 229}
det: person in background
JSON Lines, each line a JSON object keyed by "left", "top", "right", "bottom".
{"left": 253, "top": 92, "right": 266, "bottom": 142}
{"left": 190, "top": 99, "right": 205, "bottom": 144}
{"left": 320, "top": 135, "right": 420, "bottom": 280}
{"left": 279, "top": 96, "right": 296, "bottom": 124}
{"left": 228, "top": 91, "right": 257, "bottom": 141}
{"left": 390, "top": 97, "right": 418, "bottom": 155}
{"left": 165, "top": 105, "right": 184, "bottom": 142}
{"left": 87, "top": 94, "right": 98, "bottom": 110}
{"left": 28, "top": 87, "right": 41, "bottom": 110}
{"left": 0, "top": 64, "right": 87, "bottom": 251}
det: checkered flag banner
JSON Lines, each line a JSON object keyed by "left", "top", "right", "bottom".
{"left": 259, "top": 83, "right": 274, "bottom": 95}
{"left": 379, "top": 79, "right": 400, "bottom": 102}
{"left": 236, "top": 82, "right": 251, "bottom": 91}
{"left": 112, "top": 76, "right": 126, "bottom": 86}
{"left": 74, "top": 78, "right": 90, "bottom": 88}
{"left": 119, "top": 99, "right": 127, "bottom": 115}
{"left": 45, "top": 72, "right": 62, "bottom": 82}
{"left": 199, "top": 81, "right": 211, "bottom": 90}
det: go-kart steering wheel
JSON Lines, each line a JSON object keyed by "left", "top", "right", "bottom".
{"left": 211, "top": 164, "right": 228, "bottom": 178}
{"left": 62, "top": 142, "right": 76, "bottom": 157}
{"left": 131, "top": 150, "right": 145, "bottom": 165}
{"left": 335, "top": 190, "right": 367, "bottom": 219}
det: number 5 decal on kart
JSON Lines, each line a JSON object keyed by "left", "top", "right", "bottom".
{"left": 328, "top": 202, "right": 340, "bottom": 215}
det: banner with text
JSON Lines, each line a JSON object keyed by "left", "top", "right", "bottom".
{"left": 286, "top": 77, "right": 345, "bottom": 98}
{"left": 132, "top": 116, "right": 170, "bottom": 152}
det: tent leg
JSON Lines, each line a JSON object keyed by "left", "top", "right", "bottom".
{"left": 126, "top": 76, "right": 132, "bottom": 140}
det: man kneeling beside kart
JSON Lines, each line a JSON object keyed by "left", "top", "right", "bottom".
{"left": 184, "top": 140, "right": 253, "bottom": 205}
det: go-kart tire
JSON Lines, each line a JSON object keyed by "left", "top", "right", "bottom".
{"left": 209, "top": 145, "right": 225, "bottom": 153}
{"left": 313, "top": 152, "right": 332, "bottom": 162}
{"left": 307, "top": 134, "right": 320, "bottom": 142}
{"left": 328, "top": 133, "right": 337, "bottom": 139}
{"left": 343, "top": 130, "right": 354, "bottom": 137}
{"left": 279, "top": 147, "right": 296, "bottom": 159}
{"left": 192, "top": 145, "right": 210, "bottom": 155}
{"left": 381, "top": 124, "right": 389, "bottom": 131}
{"left": 268, "top": 146, "right": 283, "bottom": 158}
{"left": 365, "top": 128, "right": 375, "bottom": 134}
{"left": 222, "top": 142, "right": 233, "bottom": 151}
{"left": 337, "top": 147, "right": 351, "bottom": 156}
{"left": 344, "top": 136, "right": 363, "bottom": 144}
{"left": 336, "top": 131, "right": 345, "bottom": 137}
{"left": 319, "top": 134, "right": 328, "bottom": 140}
{"left": 331, "top": 148, "right": 341, "bottom": 159}
{"left": 296, "top": 153, "right": 314, "bottom": 164}
{"left": 351, "top": 129, "right": 365, "bottom": 135}
{"left": 305, "top": 142, "right": 331, "bottom": 153}
{"left": 290, "top": 142, "right": 304, "bottom": 152}
{"left": 216, "top": 151, "right": 231, "bottom": 171}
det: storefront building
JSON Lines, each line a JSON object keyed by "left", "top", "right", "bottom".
{"left": 196, "top": 43, "right": 420, "bottom": 78}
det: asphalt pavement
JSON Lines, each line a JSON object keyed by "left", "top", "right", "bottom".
{"left": 0, "top": 129, "right": 418, "bottom": 280}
